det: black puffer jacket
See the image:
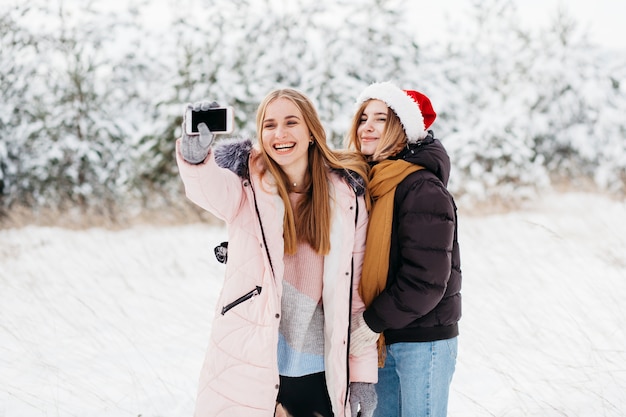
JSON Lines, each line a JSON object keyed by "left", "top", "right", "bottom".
{"left": 363, "top": 132, "right": 462, "bottom": 343}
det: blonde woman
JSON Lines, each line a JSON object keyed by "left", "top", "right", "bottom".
{"left": 346, "top": 81, "right": 462, "bottom": 417}
{"left": 176, "top": 88, "right": 378, "bottom": 417}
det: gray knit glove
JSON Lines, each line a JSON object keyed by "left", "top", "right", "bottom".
{"left": 350, "top": 382, "right": 377, "bottom": 417}
{"left": 350, "top": 312, "right": 379, "bottom": 357}
{"left": 180, "top": 101, "right": 217, "bottom": 164}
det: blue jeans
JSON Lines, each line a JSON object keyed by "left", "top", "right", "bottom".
{"left": 373, "top": 338, "right": 458, "bottom": 417}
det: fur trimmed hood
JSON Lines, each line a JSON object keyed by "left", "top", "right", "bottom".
{"left": 213, "top": 137, "right": 253, "bottom": 179}
{"left": 213, "top": 138, "right": 367, "bottom": 196}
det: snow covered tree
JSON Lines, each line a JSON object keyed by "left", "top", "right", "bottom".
{"left": 425, "top": 0, "right": 626, "bottom": 204}
{"left": 0, "top": 6, "right": 41, "bottom": 214}
{"left": 426, "top": 0, "right": 549, "bottom": 205}
{"left": 523, "top": 8, "right": 626, "bottom": 193}
{"left": 2, "top": 0, "right": 625, "bottom": 221}
{"left": 150, "top": 0, "right": 424, "bottom": 148}
{"left": 134, "top": 0, "right": 257, "bottom": 200}
{"left": 310, "top": 0, "right": 422, "bottom": 145}
{"left": 0, "top": 0, "right": 155, "bottom": 217}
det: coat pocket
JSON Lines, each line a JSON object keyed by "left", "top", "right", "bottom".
{"left": 221, "top": 286, "right": 262, "bottom": 315}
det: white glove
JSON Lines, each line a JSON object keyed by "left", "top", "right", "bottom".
{"left": 180, "top": 101, "right": 217, "bottom": 164}
{"left": 350, "top": 382, "right": 377, "bottom": 417}
{"left": 350, "top": 312, "right": 379, "bottom": 357}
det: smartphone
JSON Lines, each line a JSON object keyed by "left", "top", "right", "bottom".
{"left": 185, "top": 106, "right": 234, "bottom": 135}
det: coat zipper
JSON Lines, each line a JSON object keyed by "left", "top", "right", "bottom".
{"left": 344, "top": 190, "right": 359, "bottom": 410}
{"left": 221, "top": 286, "right": 262, "bottom": 315}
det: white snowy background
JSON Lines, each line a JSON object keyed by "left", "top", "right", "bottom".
{"left": 2, "top": 0, "right": 626, "bottom": 212}
{"left": 2, "top": 0, "right": 626, "bottom": 416}
{"left": 2, "top": 191, "right": 625, "bottom": 416}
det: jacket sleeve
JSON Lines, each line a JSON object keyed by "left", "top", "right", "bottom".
{"left": 364, "top": 174, "right": 455, "bottom": 332}
{"left": 348, "top": 194, "right": 378, "bottom": 383}
{"left": 175, "top": 138, "right": 245, "bottom": 224}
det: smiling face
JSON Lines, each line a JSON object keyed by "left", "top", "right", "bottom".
{"left": 260, "top": 97, "right": 311, "bottom": 179}
{"left": 357, "top": 99, "right": 389, "bottom": 156}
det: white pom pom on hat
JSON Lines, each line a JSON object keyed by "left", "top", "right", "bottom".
{"left": 355, "top": 81, "right": 436, "bottom": 144}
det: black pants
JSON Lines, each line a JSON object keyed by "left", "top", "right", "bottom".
{"left": 277, "top": 372, "right": 334, "bottom": 417}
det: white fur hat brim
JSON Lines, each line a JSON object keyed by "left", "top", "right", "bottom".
{"left": 355, "top": 81, "right": 427, "bottom": 143}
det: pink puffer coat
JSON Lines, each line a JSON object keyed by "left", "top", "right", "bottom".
{"left": 176, "top": 138, "right": 377, "bottom": 417}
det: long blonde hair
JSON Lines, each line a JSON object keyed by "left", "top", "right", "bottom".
{"left": 346, "top": 100, "right": 407, "bottom": 162}
{"left": 254, "top": 88, "right": 369, "bottom": 255}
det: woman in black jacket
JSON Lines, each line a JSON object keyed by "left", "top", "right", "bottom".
{"left": 346, "top": 81, "right": 462, "bottom": 417}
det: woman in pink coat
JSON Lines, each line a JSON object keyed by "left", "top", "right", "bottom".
{"left": 176, "top": 88, "right": 378, "bottom": 417}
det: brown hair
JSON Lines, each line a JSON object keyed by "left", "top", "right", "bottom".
{"left": 254, "top": 88, "right": 369, "bottom": 255}
{"left": 346, "top": 100, "right": 407, "bottom": 162}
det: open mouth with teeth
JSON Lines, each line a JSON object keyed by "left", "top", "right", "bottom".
{"left": 274, "top": 143, "right": 296, "bottom": 152}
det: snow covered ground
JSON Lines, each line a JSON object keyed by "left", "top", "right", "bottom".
{"left": 1, "top": 191, "right": 625, "bottom": 417}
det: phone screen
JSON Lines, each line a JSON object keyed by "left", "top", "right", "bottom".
{"left": 191, "top": 108, "right": 228, "bottom": 133}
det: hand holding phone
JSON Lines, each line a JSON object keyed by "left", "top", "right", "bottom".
{"left": 185, "top": 102, "right": 234, "bottom": 136}
{"left": 180, "top": 101, "right": 228, "bottom": 164}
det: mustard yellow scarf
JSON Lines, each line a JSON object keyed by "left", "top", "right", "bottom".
{"left": 360, "top": 159, "right": 423, "bottom": 366}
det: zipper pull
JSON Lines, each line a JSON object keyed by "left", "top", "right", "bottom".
{"left": 251, "top": 286, "right": 261, "bottom": 301}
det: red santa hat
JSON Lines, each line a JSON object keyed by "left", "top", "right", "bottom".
{"left": 355, "top": 81, "right": 436, "bottom": 144}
